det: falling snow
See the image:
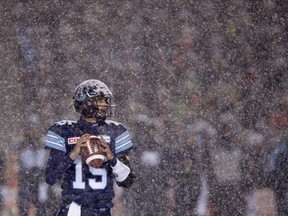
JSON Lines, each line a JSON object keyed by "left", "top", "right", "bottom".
{"left": 0, "top": 1, "right": 287, "bottom": 216}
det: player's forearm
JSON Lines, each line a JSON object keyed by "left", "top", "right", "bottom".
{"left": 69, "top": 149, "right": 80, "bottom": 160}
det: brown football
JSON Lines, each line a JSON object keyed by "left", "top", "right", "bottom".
{"left": 82, "top": 136, "right": 105, "bottom": 168}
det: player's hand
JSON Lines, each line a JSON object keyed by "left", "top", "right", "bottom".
{"left": 99, "top": 136, "right": 114, "bottom": 160}
{"left": 69, "top": 133, "right": 90, "bottom": 160}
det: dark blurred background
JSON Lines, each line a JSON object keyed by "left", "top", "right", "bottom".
{"left": 0, "top": 0, "right": 287, "bottom": 215}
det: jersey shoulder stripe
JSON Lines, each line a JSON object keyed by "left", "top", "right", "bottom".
{"left": 115, "top": 131, "right": 133, "bottom": 153}
{"left": 45, "top": 130, "right": 66, "bottom": 153}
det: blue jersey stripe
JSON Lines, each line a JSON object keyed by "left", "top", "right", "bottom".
{"left": 116, "top": 135, "right": 130, "bottom": 146}
{"left": 115, "top": 131, "right": 133, "bottom": 153}
{"left": 115, "top": 131, "right": 129, "bottom": 145}
{"left": 115, "top": 140, "right": 133, "bottom": 153}
{"left": 45, "top": 130, "right": 66, "bottom": 153}
{"left": 115, "top": 130, "right": 129, "bottom": 140}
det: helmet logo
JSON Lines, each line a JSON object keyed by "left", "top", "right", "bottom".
{"left": 74, "top": 84, "right": 88, "bottom": 101}
{"left": 86, "top": 85, "right": 103, "bottom": 98}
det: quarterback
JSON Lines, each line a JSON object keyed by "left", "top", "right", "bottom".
{"left": 44, "top": 79, "right": 135, "bottom": 216}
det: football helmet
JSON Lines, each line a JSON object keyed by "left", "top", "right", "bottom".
{"left": 73, "top": 79, "right": 115, "bottom": 122}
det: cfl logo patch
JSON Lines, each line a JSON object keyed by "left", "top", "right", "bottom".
{"left": 68, "top": 137, "right": 80, "bottom": 144}
{"left": 67, "top": 135, "right": 111, "bottom": 144}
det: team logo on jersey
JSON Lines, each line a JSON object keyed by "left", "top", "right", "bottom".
{"left": 67, "top": 135, "right": 111, "bottom": 144}
{"left": 68, "top": 137, "right": 80, "bottom": 144}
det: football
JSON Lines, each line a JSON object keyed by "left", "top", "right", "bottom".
{"left": 82, "top": 135, "right": 105, "bottom": 168}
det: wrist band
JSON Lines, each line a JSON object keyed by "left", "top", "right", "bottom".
{"left": 111, "top": 158, "right": 131, "bottom": 182}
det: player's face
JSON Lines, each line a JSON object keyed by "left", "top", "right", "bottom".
{"left": 95, "top": 97, "right": 108, "bottom": 116}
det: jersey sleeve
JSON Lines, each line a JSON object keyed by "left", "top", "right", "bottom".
{"left": 113, "top": 124, "right": 135, "bottom": 188}
{"left": 44, "top": 121, "right": 75, "bottom": 185}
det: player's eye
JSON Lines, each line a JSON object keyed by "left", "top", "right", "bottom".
{"left": 96, "top": 97, "right": 107, "bottom": 105}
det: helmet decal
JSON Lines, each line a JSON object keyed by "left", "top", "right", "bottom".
{"left": 74, "top": 84, "right": 88, "bottom": 101}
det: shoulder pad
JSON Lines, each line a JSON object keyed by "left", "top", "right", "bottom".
{"left": 48, "top": 120, "right": 79, "bottom": 140}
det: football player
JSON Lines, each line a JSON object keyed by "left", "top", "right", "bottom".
{"left": 44, "top": 79, "right": 135, "bottom": 216}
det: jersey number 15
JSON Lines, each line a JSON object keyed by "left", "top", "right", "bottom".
{"left": 72, "top": 156, "right": 107, "bottom": 190}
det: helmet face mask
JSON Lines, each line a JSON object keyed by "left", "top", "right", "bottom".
{"left": 73, "top": 80, "right": 116, "bottom": 121}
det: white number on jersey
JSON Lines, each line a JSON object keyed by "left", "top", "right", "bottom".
{"left": 72, "top": 156, "right": 107, "bottom": 190}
